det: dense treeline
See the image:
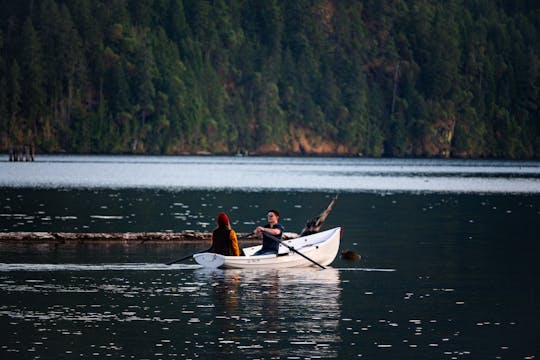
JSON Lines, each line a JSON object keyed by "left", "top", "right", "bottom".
{"left": 0, "top": 0, "right": 538, "bottom": 158}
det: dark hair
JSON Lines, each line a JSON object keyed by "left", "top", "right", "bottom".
{"left": 268, "top": 209, "right": 280, "bottom": 217}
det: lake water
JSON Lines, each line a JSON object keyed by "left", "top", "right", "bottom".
{"left": 1, "top": 155, "right": 540, "bottom": 193}
{"left": 0, "top": 156, "right": 539, "bottom": 359}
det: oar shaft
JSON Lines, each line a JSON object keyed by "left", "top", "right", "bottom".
{"left": 166, "top": 254, "right": 192, "bottom": 265}
{"left": 166, "top": 248, "right": 211, "bottom": 265}
{"left": 166, "top": 231, "right": 255, "bottom": 265}
{"left": 263, "top": 232, "right": 326, "bottom": 269}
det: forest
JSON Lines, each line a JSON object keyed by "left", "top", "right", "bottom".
{"left": 0, "top": 0, "right": 538, "bottom": 158}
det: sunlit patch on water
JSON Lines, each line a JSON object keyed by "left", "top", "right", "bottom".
{"left": 89, "top": 215, "right": 124, "bottom": 220}
{"left": 0, "top": 267, "right": 346, "bottom": 358}
{"left": 336, "top": 267, "right": 396, "bottom": 272}
{"left": 0, "top": 263, "right": 200, "bottom": 272}
{"left": 1, "top": 156, "right": 539, "bottom": 193}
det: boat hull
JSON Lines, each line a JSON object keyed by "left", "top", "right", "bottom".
{"left": 193, "top": 227, "right": 341, "bottom": 269}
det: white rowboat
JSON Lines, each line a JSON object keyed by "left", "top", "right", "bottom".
{"left": 193, "top": 227, "right": 341, "bottom": 269}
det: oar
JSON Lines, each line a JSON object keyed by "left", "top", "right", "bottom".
{"left": 166, "top": 231, "right": 255, "bottom": 265}
{"left": 263, "top": 232, "right": 326, "bottom": 270}
{"left": 165, "top": 248, "right": 210, "bottom": 265}
{"left": 166, "top": 231, "right": 253, "bottom": 265}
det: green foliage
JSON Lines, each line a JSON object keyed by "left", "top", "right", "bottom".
{"left": 0, "top": 0, "right": 538, "bottom": 158}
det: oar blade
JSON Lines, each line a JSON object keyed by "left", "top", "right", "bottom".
{"left": 193, "top": 253, "right": 225, "bottom": 268}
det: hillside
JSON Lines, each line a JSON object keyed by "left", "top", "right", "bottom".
{"left": 0, "top": 0, "right": 538, "bottom": 158}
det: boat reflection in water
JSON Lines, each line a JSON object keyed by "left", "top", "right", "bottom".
{"left": 193, "top": 267, "right": 342, "bottom": 358}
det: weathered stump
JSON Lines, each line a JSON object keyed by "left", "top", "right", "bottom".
{"left": 8, "top": 144, "right": 35, "bottom": 161}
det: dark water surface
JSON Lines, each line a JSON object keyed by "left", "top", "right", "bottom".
{"left": 0, "top": 188, "right": 539, "bottom": 359}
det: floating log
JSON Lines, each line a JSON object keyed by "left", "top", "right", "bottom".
{"left": 0, "top": 231, "right": 260, "bottom": 245}
{"left": 0, "top": 197, "right": 336, "bottom": 246}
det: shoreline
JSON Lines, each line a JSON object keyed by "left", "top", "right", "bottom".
{"left": 2, "top": 152, "right": 539, "bottom": 161}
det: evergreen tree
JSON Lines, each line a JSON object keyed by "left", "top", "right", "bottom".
{"left": 0, "top": 30, "right": 7, "bottom": 137}
{"left": 20, "top": 17, "right": 45, "bottom": 135}
{"left": 8, "top": 60, "right": 21, "bottom": 142}
{"left": 0, "top": 0, "right": 537, "bottom": 158}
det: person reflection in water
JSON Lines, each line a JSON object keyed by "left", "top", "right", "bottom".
{"left": 209, "top": 212, "right": 240, "bottom": 256}
{"left": 252, "top": 209, "right": 284, "bottom": 256}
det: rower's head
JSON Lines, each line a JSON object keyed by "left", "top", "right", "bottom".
{"left": 217, "top": 212, "right": 230, "bottom": 228}
{"left": 267, "top": 209, "right": 279, "bottom": 225}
